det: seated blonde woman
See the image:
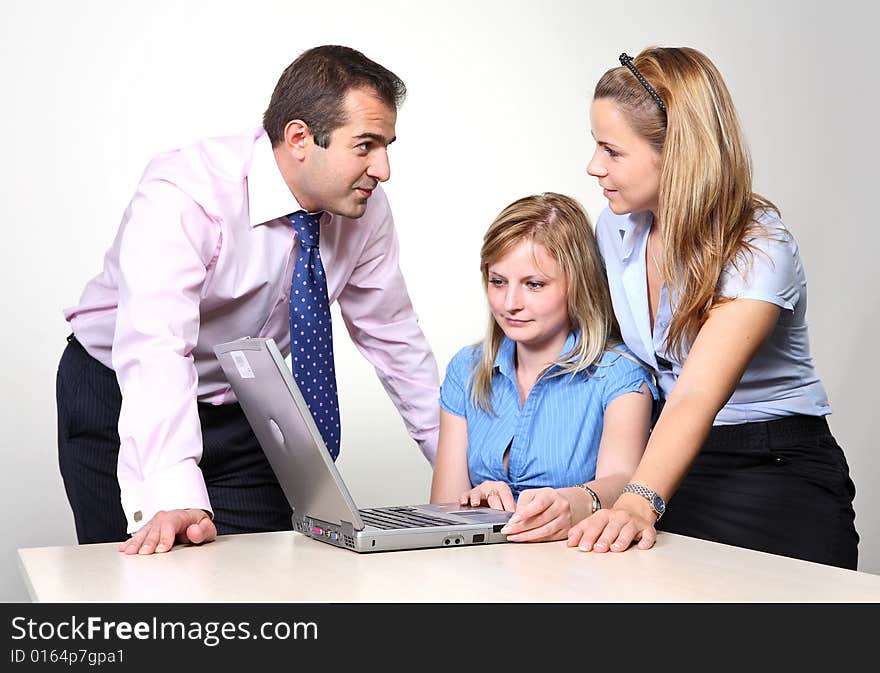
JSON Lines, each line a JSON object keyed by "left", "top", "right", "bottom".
{"left": 431, "top": 193, "right": 657, "bottom": 542}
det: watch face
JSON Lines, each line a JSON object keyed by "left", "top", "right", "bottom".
{"left": 652, "top": 495, "right": 666, "bottom": 514}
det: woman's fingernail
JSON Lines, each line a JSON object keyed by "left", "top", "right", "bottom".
{"left": 579, "top": 543, "right": 592, "bottom": 551}
{"left": 509, "top": 515, "right": 521, "bottom": 524}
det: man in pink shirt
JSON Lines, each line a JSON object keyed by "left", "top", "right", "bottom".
{"left": 58, "top": 46, "right": 440, "bottom": 555}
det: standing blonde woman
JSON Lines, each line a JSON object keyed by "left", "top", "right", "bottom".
{"left": 569, "top": 47, "right": 859, "bottom": 568}
{"left": 431, "top": 193, "right": 656, "bottom": 542}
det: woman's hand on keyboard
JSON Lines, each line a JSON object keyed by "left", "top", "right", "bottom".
{"left": 459, "top": 480, "right": 516, "bottom": 512}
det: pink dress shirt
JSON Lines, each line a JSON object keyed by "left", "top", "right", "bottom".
{"left": 64, "top": 128, "right": 440, "bottom": 533}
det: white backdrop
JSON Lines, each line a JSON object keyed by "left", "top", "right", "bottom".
{"left": 1, "top": 0, "right": 877, "bottom": 599}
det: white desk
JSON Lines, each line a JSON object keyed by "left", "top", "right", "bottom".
{"left": 17, "top": 531, "right": 880, "bottom": 602}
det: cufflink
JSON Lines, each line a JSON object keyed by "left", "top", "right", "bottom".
{"left": 133, "top": 511, "right": 143, "bottom": 523}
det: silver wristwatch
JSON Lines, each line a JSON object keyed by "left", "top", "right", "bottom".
{"left": 577, "top": 483, "right": 602, "bottom": 514}
{"left": 622, "top": 483, "right": 666, "bottom": 521}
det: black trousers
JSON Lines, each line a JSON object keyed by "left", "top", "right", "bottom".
{"left": 57, "top": 336, "right": 292, "bottom": 544}
{"left": 658, "top": 415, "right": 859, "bottom": 569}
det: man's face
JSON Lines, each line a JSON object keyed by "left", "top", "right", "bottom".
{"left": 296, "top": 88, "right": 397, "bottom": 218}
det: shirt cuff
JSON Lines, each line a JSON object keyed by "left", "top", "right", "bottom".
{"left": 120, "top": 460, "right": 212, "bottom": 535}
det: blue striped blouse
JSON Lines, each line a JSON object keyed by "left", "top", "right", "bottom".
{"left": 439, "top": 333, "right": 657, "bottom": 496}
{"left": 595, "top": 208, "right": 831, "bottom": 424}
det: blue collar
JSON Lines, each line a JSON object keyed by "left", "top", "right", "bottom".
{"left": 615, "top": 210, "right": 654, "bottom": 262}
{"left": 493, "top": 337, "right": 517, "bottom": 379}
{"left": 493, "top": 331, "right": 580, "bottom": 379}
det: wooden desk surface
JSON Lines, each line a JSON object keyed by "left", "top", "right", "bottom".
{"left": 18, "top": 531, "right": 880, "bottom": 602}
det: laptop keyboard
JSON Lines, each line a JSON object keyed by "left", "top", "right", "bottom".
{"left": 358, "top": 506, "right": 457, "bottom": 530}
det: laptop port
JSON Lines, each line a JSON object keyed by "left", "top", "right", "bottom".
{"left": 492, "top": 524, "right": 505, "bottom": 533}
{"left": 472, "top": 534, "right": 485, "bottom": 543}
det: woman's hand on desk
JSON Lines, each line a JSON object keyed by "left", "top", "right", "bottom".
{"left": 499, "top": 488, "right": 574, "bottom": 542}
{"left": 460, "top": 481, "right": 516, "bottom": 512}
{"left": 118, "top": 509, "right": 217, "bottom": 555}
{"left": 567, "top": 496, "right": 657, "bottom": 553}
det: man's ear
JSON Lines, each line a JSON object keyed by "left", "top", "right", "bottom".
{"left": 282, "top": 119, "right": 311, "bottom": 160}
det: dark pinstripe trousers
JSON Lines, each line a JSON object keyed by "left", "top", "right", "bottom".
{"left": 56, "top": 336, "right": 293, "bottom": 544}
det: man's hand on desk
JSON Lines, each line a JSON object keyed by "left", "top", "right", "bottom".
{"left": 118, "top": 509, "right": 216, "bottom": 555}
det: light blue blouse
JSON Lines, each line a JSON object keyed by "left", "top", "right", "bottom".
{"left": 439, "top": 333, "right": 657, "bottom": 495}
{"left": 595, "top": 207, "right": 831, "bottom": 425}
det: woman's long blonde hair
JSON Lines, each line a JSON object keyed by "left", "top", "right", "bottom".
{"left": 595, "top": 46, "right": 779, "bottom": 360}
{"left": 470, "top": 192, "right": 621, "bottom": 413}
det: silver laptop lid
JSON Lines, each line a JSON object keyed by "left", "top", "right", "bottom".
{"left": 214, "top": 337, "right": 365, "bottom": 531}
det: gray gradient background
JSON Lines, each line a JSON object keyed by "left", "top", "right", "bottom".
{"left": 1, "top": 0, "right": 876, "bottom": 600}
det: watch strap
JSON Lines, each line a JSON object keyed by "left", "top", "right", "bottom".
{"left": 622, "top": 483, "right": 665, "bottom": 521}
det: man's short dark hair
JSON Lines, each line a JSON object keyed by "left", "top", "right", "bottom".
{"left": 263, "top": 45, "right": 406, "bottom": 148}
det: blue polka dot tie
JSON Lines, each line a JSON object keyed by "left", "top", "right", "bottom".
{"left": 288, "top": 211, "right": 341, "bottom": 460}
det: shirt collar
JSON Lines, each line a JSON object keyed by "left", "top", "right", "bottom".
{"left": 492, "top": 331, "right": 580, "bottom": 378}
{"left": 493, "top": 337, "right": 517, "bottom": 379}
{"left": 616, "top": 210, "right": 654, "bottom": 262}
{"left": 246, "top": 129, "right": 306, "bottom": 228}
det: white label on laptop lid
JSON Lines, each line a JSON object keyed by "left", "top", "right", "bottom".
{"left": 230, "top": 350, "right": 255, "bottom": 379}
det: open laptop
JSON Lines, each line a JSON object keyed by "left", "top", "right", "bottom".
{"left": 214, "top": 337, "right": 511, "bottom": 553}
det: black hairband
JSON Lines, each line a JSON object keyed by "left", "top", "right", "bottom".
{"left": 619, "top": 53, "right": 666, "bottom": 113}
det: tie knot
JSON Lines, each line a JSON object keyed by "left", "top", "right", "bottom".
{"left": 288, "top": 211, "right": 323, "bottom": 248}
